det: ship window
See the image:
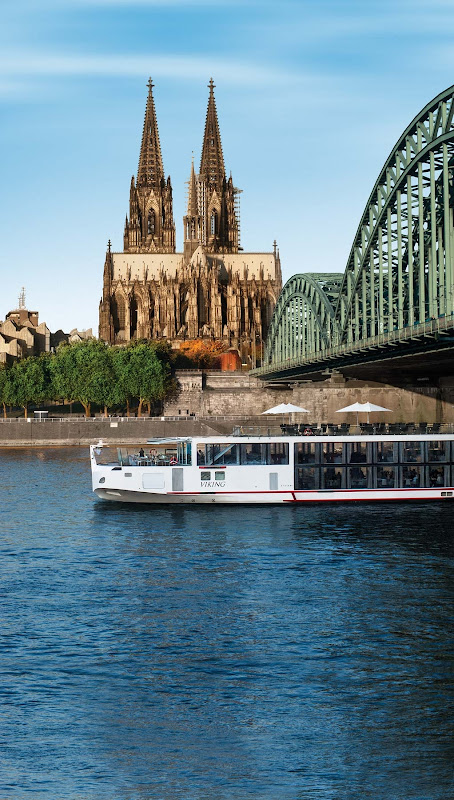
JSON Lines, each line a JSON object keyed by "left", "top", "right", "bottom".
{"left": 215, "top": 471, "right": 225, "bottom": 481}
{"left": 269, "top": 442, "right": 288, "bottom": 465}
{"left": 347, "top": 442, "right": 368, "bottom": 464}
{"left": 426, "top": 466, "right": 447, "bottom": 487}
{"left": 177, "top": 441, "right": 192, "bottom": 466}
{"left": 376, "top": 466, "right": 395, "bottom": 488}
{"left": 427, "top": 440, "right": 448, "bottom": 462}
{"left": 99, "top": 477, "right": 106, "bottom": 484}
{"left": 201, "top": 471, "right": 211, "bottom": 481}
{"left": 205, "top": 443, "right": 239, "bottom": 465}
{"left": 321, "top": 466, "right": 345, "bottom": 489}
{"left": 322, "top": 443, "right": 344, "bottom": 464}
{"left": 295, "top": 442, "right": 317, "bottom": 464}
{"left": 375, "top": 441, "right": 398, "bottom": 463}
{"left": 295, "top": 467, "right": 318, "bottom": 490}
{"left": 347, "top": 466, "right": 370, "bottom": 489}
{"left": 400, "top": 442, "right": 422, "bottom": 463}
{"left": 401, "top": 465, "right": 422, "bottom": 487}
{"left": 199, "top": 441, "right": 287, "bottom": 466}
{"left": 240, "top": 443, "right": 267, "bottom": 465}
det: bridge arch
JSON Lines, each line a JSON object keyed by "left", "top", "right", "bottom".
{"left": 265, "top": 273, "right": 343, "bottom": 363}
{"left": 337, "top": 84, "right": 454, "bottom": 345}
{"left": 263, "top": 85, "right": 454, "bottom": 371}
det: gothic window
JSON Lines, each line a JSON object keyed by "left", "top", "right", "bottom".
{"left": 112, "top": 295, "right": 126, "bottom": 340}
{"left": 248, "top": 297, "right": 254, "bottom": 330}
{"left": 147, "top": 210, "right": 155, "bottom": 236}
{"left": 130, "top": 295, "right": 138, "bottom": 339}
{"left": 210, "top": 211, "right": 217, "bottom": 235}
{"left": 241, "top": 296, "right": 246, "bottom": 332}
{"left": 221, "top": 292, "right": 227, "bottom": 329}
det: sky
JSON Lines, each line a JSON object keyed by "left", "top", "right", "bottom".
{"left": 1, "top": 0, "right": 454, "bottom": 333}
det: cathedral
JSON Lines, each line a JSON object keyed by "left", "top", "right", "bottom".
{"left": 99, "top": 79, "right": 282, "bottom": 364}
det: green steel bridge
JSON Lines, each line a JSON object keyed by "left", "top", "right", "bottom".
{"left": 255, "top": 86, "right": 454, "bottom": 383}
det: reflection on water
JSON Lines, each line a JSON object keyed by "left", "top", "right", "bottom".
{"left": 1, "top": 447, "right": 453, "bottom": 799}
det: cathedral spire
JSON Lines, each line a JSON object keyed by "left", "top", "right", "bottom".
{"left": 199, "top": 78, "right": 225, "bottom": 191}
{"left": 183, "top": 154, "right": 202, "bottom": 259}
{"left": 124, "top": 79, "right": 175, "bottom": 254}
{"left": 137, "top": 78, "right": 164, "bottom": 189}
{"left": 187, "top": 154, "right": 198, "bottom": 217}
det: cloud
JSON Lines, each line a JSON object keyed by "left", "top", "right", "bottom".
{"left": 0, "top": 50, "right": 302, "bottom": 88}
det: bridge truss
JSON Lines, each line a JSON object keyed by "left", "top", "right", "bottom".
{"left": 259, "top": 86, "right": 454, "bottom": 379}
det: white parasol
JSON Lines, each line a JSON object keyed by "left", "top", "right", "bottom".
{"left": 262, "top": 403, "right": 310, "bottom": 415}
{"left": 336, "top": 401, "right": 392, "bottom": 425}
{"left": 262, "top": 402, "right": 310, "bottom": 427}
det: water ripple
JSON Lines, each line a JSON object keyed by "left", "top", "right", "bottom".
{"left": 0, "top": 447, "right": 453, "bottom": 799}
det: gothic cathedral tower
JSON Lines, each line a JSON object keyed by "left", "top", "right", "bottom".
{"left": 184, "top": 79, "right": 239, "bottom": 259}
{"left": 99, "top": 79, "right": 281, "bottom": 360}
{"left": 124, "top": 79, "right": 175, "bottom": 253}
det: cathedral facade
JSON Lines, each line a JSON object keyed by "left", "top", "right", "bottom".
{"left": 99, "top": 79, "right": 282, "bottom": 363}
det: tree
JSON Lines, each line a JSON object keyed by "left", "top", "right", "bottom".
{"left": 50, "top": 340, "right": 115, "bottom": 417}
{"left": 111, "top": 346, "right": 135, "bottom": 416}
{"left": 7, "top": 355, "right": 52, "bottom": 417}
{"left": 0, "top": 364, "right": 11, "bottom": 418}
{"left": 113, "top": 341, "right": 173, "bottom": 417}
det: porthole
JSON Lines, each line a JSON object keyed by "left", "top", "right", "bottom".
{"left": 99, "top": 477, "right": 106, "bottom": 484}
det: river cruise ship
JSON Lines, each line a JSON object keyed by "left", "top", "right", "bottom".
{"left": 90, "top": 430, "right": 454, "bottom": 504}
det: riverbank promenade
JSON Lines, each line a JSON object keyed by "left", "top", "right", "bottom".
{"left": 1, "top": 415, "right": 453, "bottom": 447}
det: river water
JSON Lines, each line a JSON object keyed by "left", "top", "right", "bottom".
{"left": 1, "top": 446, "right": 453, "bottom": 799}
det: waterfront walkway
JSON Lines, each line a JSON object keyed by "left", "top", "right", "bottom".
{"left": 0, "top": 415, "right": 453, "bottom": 447}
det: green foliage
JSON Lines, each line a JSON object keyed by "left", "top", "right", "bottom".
{"left": 7, "top": 355, "right": 52, "bottom": 416}
{"left": 1, "top": 339, "right": 175, "bottom": 417}
{"left": 50, "top": 339, "right": 115, "bottom": 416}
{"left": 112, "top": 341, "right": 173, "bottom": 416}
{"left": 0, "top": 364, "right": 11, "bottom": 417}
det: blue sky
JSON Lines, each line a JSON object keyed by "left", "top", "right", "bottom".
{"left": 1, "top": 0, "right": 453, "bottom": 332}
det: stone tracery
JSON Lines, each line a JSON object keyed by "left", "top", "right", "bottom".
{"left": 99, "top": 79, "right": 281, "bottom": 363}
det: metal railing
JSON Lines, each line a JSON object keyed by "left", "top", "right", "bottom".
{"left": 1, "top": 416, "right": 453, "bottom": 436}
{"left": 255, "top": 315, "right": 454, "bottom": 377}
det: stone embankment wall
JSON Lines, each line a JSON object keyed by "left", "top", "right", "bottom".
{"left": 0, "top": 417, "right": 258, "bottom": 447}
{"left": 1, "top": 371, "right": 454, "bottom": 447}
{"left": 166, "top": 370, "right": 454, "bottom": 423}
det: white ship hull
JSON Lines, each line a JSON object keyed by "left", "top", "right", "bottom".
{"left": 91, "top": 432, "right": 454, "bottom": 505}
{"left": 94, "top": 486, "right": 454, "bottom": 504}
